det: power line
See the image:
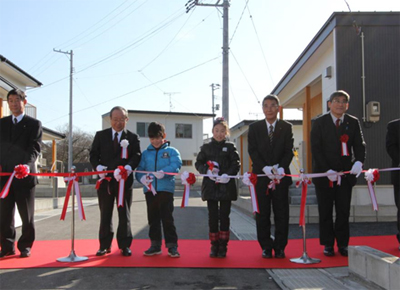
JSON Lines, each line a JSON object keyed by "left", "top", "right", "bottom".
{"left": 245, "top": 3, "right": 275, "bottom": 87}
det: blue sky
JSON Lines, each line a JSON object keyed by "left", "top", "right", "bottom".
{"left": 1, "top": 0, "right": 399, "bottom": 134}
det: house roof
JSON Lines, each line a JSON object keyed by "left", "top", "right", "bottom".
{"left": 0, "top": 55, "right": 43, "bottom": 88}
{"left": 42, "top": 127, "right": 66, "bottom": 141}
{"left": 270, "top": 11, "right": 400, "bottom": 96}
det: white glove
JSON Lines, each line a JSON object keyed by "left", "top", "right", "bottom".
{"left": 216, "top": 173, "right": 230, "bottom": 184}
{"left": 262, "top": 166, "right": 273, "bottom": 175}
{"left": 350, "top": 161, "right": 363, "bottom": 178}
{"left": 140, "top": 174, "right": 153, "bottom": 189}
{"left": 153, "top": 170, "right": 165, "bottom": 179}
{"left": 113, "top": 168, "right": 122, "bottom": 182}
{"left": 96, "top": 165, "right": 107, "bottom": 179}
{"left": 326, "top": 169, "right": 338, "bottom": 182}
{"left": 124, "top": 165, "right": 132, "bottom": 176}
{"left": 275, "top": 167, "right": 285, "bottom": 180}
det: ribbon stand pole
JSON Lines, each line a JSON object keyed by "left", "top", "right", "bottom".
{"left": 57, "top": 167, "right": 88, "bottom": 262}
{"left": 290, "top": 170, "right": 320, "bottom": 265}
{"left": 290, "top": 223, "right": 320, "bottom": 264}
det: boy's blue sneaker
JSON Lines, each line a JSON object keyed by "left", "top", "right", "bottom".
{"left": 143, "top": 246, "right": 162, "bottom": 256}
{"left": 168, "top": 246, "right": 180, "bottom": 258}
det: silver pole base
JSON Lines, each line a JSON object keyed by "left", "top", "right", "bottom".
{"left": 290, "top": 252, "right": 321, "bottom": 264}
{"left": 57, "top": 250, "right": 88, "bottom": 263}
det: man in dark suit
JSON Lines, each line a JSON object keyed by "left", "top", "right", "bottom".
{"left": 386, "top": 118, "right": 400, "bottom": 250}
{"left": 90, "top": 106, "right": 141, "bottom": 257}
{"left": 248, "top": 94, "right": 294, "bottom": 259}
{"left": 0, "top": 89, "right": 42, "bottom": 258}
{"left": 311, "top": 90, "right": 366, "bottom": 257}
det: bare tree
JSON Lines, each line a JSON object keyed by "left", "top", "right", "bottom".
{"left": 42, "top": 124, "right": 94, "bottom": 170}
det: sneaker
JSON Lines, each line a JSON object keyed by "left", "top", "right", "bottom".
{"left": 143, "top": 246, "right": 162, "bottom": 256}
{"left": 168, "top": 246, "right": 180, "bottom": 258}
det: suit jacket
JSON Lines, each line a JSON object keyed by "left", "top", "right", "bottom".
{"left": 386, "top": 119, "right": 400, "bottom": 186}
{"left": 90, "top": 128, "right": 141, "bottom": 189}
{"left": 0, "top": 114, "right": 42, "bottom": 189}
{"left": 311, "top": 113, "right": 366, "bottom": 187}
{"left": 248, "top": 119, "right": 294, "bottom": 186}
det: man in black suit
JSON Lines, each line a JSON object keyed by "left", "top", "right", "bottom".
{"left": 248, "top": 94, "right": 294, "bottom": 259}
{"left": 386, "top": 118, "right": 400, "bottom": 250}
{"left": 0, "top": 89, "right": 42, "bottom": 258}
{"left": 311, "top": 90, "right": 366, "bottom": 257}
{"left": 90, "top": 106, "right": 141, "bottom": 257}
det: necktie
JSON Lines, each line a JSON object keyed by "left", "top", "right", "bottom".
{"left": 268, "top": 125, "right": 274, "bottom": 145}
{"left": 113, "top": 132, "right": 119, "bottom": 152}
{"left": 336, "top": 119, "right": 341, "bottom": 130}
{"left": 14, "top": 118, "right": 17, "bottom": 125}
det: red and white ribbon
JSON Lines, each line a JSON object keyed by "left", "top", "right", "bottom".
{"left": 296, "top": 174, "right": 311, "bottom": 226}
{"left": 180, "top": 171, "right": 196, "bottom": 208}
{"left": 61, "top": 175, "right": 86, "bottom": 221}
{"left": 340, "top": 134, "right": 349, "bottom": 156}
{"left": 120, "top": 139, "right": 129, "bottom": 159}
{"left": 364, "top": 169, "right": 380, "bottom": 211}
{"left": 0, "top": 171, "right": 16, "bottom": 199}
{"left": 0, "top": 165, "right": 29, "bottom": 199}
{"left": 267, "top": 179, "right": 280, "bottom": 195}
{"left": 243, "top": 172, "right": 259, "bottom": 213}
{"left": 114, "top": 166, "right": 128, "bottom": 207}
{"left": 95, "top": 176, "right": 111, "bottom": 189}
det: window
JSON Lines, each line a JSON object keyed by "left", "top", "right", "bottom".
{"left": 137, "top": 122, "right": 150, "bottom": 137}
{"left": 176, "top": 124, "right": 192, "bottom": 138}
{"left": 182, "top": 160, "right": 193, "bottom": 166}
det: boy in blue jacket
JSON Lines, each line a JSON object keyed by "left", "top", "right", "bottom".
{"left": 135, "top": 122, "right": 182, "bottom": 257}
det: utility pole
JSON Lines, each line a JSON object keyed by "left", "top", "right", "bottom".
{"left": 53, "top": 49, "right": 74, "bottom": 170}
{"left": 186, "top": 0, "right": 230, "bottom": 123}
{"left": 164, "top": 92, "right": 180, "bottom": 111}
{"left": 211, "top": 83, "right": 220, "bottom": 120}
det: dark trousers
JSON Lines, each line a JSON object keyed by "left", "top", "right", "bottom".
{"left": 315, "top": 179, "right": 352, "bottom": 248}
{"left": 394, "top": 185, "right": 400, "bottom": 243}
{"left": 97, "top": 180, "right": 132, "bottom": 250}
{"left": 145, "top": 191, "right": 178, "bottom": 248}
{"left": 0, "top": 185, "right": 35, "bottom": 252}
{"left": 207, "top": 200, "right": 231, "bottom": 233}
{"left": 255, "top": 181, "right": 289, "bottom": 251}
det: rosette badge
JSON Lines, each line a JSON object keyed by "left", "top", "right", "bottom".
{"left": 120, "top": 139, "right": 129, "bottom": 159}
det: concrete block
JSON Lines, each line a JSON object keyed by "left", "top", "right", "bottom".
{"left": 377, "top": 205, "right": 397, "bottom": 217}
{"left": 353, "top": 206, "right": 377, "bottom": 222}
{"left": 377, "top": 216, "right": 397, "bottom": 222}
{"left": 348, "top": 246, "right": 367, "bottom": 278}
{"left": 390, "top": 258, "right": 400, "bottom": 290}
{"left": 307, "top": 205, "right": 319, "bottom": 217}
{"left": 349, "top": 245, "right": 399, "bottom": 290}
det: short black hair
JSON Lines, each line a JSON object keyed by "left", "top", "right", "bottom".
{"left": 7, "top": 89, "right": 26, "bottom": 101}
{"left": 148, "top": 122, "right": 165, "bottom": 138}
{"left": 329, "top": 90, "right": 350, "bottom": 102}
{"left": 262, "top": 94, "right": 280, "bottom": 106}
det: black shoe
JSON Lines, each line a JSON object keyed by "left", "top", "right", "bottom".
{"left": 209, "top": 244, "right": 218, "bottom": 258}
{"left": 338, "top": 247, "right": 348, "bottom": 257}
{"left": 262, "top": 249, "right": 272, "bottom": 259}
{"left": 96, "top": 248, "right": 111, "bottom": 256}
{"left": 323, "top": 246, "right": 335, "bottom": 257}
{"left": 0, "top": 249, "right": 15, "bottom": 258}
{"left": 168, "top": 246, "right": 180, "bottom": 258}
{"left": 121, "top": 247, "right": 132, "bottom": 257}
{"left": 274, "top": 249, "right": 285, "bottom": 259}
{"left": 20, "top": 249, "right": 31, "bottom": 258}
{"left": 143, "top": 246, "right": 162, "bottom": 256}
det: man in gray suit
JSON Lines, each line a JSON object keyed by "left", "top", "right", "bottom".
{"left": 311, "top": 90, "right": 366, "bottom": 257}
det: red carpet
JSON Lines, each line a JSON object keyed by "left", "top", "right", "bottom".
{"left": 1, "top": 236, "right": 398, "bottom": 269}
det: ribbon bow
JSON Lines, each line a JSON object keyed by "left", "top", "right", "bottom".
{"left": 61, "top": 174, "right": 86, "bottom": 221}
{"left": 364, "top": 169, "right": 380, "bottom": 211}
{"left": 180, "top": 171, "right": 196, "bottom": 208}
{"left": 243, "top": 172, "right": 259, "bottom": 213}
